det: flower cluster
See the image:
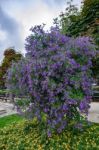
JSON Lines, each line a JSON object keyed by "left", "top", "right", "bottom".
{"left": 6, "top": 25, "right": 96, "bottom": 135}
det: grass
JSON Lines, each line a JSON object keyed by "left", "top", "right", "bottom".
{"left": 0, "top": 115, "right": 99, "bottom": 150}
{"left": 0, "top": 89, "right": 7, "bottom": 94}
{"left": 0, "top": 114, "right": 24, "bottom": 128}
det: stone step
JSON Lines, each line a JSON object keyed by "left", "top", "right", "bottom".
{"left": 0, "top": 109, "right": 7, "bottom": 115}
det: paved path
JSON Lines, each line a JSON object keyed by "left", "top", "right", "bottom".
{"left": 0, "top": 102, "right": 17, "bottom": 117}
{"left": 0, "top": 102, "right": 99, "bottom": 123}
{"left": 88, "top": 102, "right": 99, "bottom": 123}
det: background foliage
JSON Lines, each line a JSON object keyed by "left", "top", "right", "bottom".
{"left": 0, "top": 47, "right": 22, "bottom": 89}
{"left": 59, "top": 0, "right": 99, "bottom": 81}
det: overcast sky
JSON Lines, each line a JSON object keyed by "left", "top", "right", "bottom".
{"left": 0, "top": 0, "right": 82, "bottom": 63}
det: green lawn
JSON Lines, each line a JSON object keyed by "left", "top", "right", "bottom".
{"left": 0, "top": 89, "right": 7, "bottom": 94}
{"left": 0, "top": 115, "right": 99, "bottom": 149}
{"left": 0, "top": 114, "right": 24, "bottom": 128}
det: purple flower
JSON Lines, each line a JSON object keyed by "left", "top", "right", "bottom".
{"left": 57, "top": 128, "right": 62, "bottom": 133}
{"left": 47, "top": 130, "right": 52, "bottom": 137}
{"left": 6, "top": 24, "right": 97, "bottom": 136}
{"left": 68, "top": 99, "right": 77, "bottom": 105}
{"left": 74, "top": 123, "right": 83, "bottom": 130}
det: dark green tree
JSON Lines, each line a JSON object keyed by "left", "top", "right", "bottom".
{"left": 59, "top": 0, "right": 99, "bottom": 81}
{"left": 59, "top": 0, "right": 80, "bottom": 35}
{"left": 0, "top": 47, "right": 22, "bottom": 89}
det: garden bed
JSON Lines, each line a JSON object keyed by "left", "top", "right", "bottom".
{"left": 0, "top": 115, "right": 99, "bottom": 150}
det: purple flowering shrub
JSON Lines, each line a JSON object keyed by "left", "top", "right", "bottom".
{"left": 6, "top": 25, "right": 96, "bottom": 135}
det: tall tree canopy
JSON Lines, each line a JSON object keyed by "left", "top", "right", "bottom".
{"left": 60, "top": 0, "right": 99, "bottom": 39}
{"left": 59, "top": 0, "right": 99, "bottom": 80}
{"left": 0, "top": 47, "right": 22, "bottom": 89}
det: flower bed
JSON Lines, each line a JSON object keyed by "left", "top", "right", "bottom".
{"left": 0, "top": 119, "right": 99, "bottom": 150}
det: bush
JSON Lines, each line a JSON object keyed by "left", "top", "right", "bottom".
{"left": 6, "top": 25, "right": 97, "bottom": 136}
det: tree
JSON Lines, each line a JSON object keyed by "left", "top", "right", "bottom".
{"left": 59, "top": 0, "right": 80, "bottom": 36}
{"left": 80, "top": 0, "right": 99, "bottom": 81}
{"left": 6, "top": 25, "right": 97, "bottom": 136}
{"left": 59, "top": 0, "right": 99, "bottom": 81}
{"left": 0, "top": 47, "right": 22, "bottom": 89}
{"left": 60, "top": 0, "right": 99, "bottom": 40}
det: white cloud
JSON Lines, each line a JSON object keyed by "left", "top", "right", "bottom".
{"left": 4, "top": 0, "right": 65, "bottom": 40}
{"left": 0, "top": 0, "right": 82, "bottom": 63}
{"left": 0, "top": 29, "right": 7, "bottom": 42}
